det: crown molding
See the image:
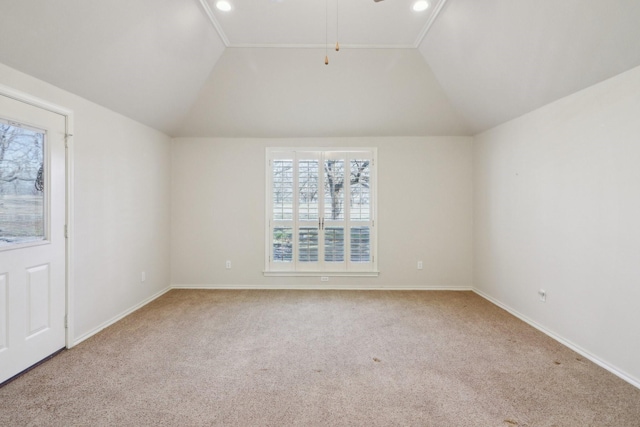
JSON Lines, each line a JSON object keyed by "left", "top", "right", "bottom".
{"left": 198, "top": 0, "right": 230, "bottom": 47}
{"left": 198, "top": 0, "right": 447, "bottom": 51}
{"left": 227, "top": 43, "right": 416, "bottom": 49}
{"left": 413, "top": 0, "right": 449, "bottom": 48}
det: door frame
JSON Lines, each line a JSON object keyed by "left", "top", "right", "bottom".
{"left": 0, "top": 84, "right": 75, "bottom": 349}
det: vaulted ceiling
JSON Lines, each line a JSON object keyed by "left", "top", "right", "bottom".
{"left": 1, "top": 0, "right": 639, "bottom": 137}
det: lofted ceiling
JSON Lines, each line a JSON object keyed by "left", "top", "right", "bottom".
{"left": 178, "top": 47, "right": 470, "bottom": 137}
{"left": 0, "top": 0, "right": 225, "bottom": 135}
{"left": 420, "top": 0, "right": 640, "bottom": 133}
{"left": 1, "top": 0, "right": 640, "bottom": 137}
{"left": 202, "top": 0, "right": 447, "bottom": 48}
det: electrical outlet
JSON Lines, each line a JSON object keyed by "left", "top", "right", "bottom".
{"left": 225, "top": 261, "right": 231, "bottom": 269}
{"left": 538, "top": 289, "right": 546, "bottom": 302}
{"left": 321, "top": 276, "right": 329, "bottom": 282}
{"left": 417, "top": 261, "right": 423, "bottom": 270}
{"left": 141, "top": 271, "right": 146, "bottom": 283}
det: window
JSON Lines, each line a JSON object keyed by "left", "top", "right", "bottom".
{"left": 266, "top": 148, "right": 377, "bottom": 275}
{"left": 0, "top": 119, "right": 46, "bottom": 248}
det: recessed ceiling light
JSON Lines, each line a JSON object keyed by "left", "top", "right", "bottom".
{"left": 216, "top": 1, "right": 231, "bottom": 11}
{"left": 413, "top": 1, "right": 429, "bottom": 12}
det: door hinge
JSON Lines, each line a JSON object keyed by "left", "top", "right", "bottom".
{"left": 64, "top": 315, "right": 68, "bottom": 329}
{"left": 64, "top": 225, "right": 68, "bottom": 238}
{"left": 65, "top": 133, "right": 73, "bottom": 148}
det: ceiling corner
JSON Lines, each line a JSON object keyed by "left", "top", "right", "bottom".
{"left": 413, "top": 0, "right": 450, "bottom": 48}
{"left": 197, "top": 0, "right": 230, "bottom": 47}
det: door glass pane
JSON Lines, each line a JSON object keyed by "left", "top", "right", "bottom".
{"left": 324, "top": 160, "right": 344, "bottom": 221}
{"left": 272, "top": 160, "right": 293, "bottom": 220}
{"left": 0, "top": 121, "right": 45, "bottom": 247}
{"left": 324, "top": 227, "right": 344, "bottom": 262}
{"left": 298, "top": 160, "right": 318, "bottom": 220}
{"left": 350, "top": 227, "right": 370, "bottom": 262}
{"left": 298, "top": 227, "right": 318, "bottom": 262}
{"left": 350, "top": 159, "right": 370, "bottom": 221}
{"left": 273, "top": 227, "right": 293, "bottom": 262}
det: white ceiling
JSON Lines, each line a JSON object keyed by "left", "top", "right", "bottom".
{"left": 1, "top": 0, "right": 640, "bottom": 137}
{"left": 203, "top": 0, "right": 448, "bottom": 48}
{"left": 0, "top": 0, "right": 225, "bottom": 135}
{"left": 420, "top": 0, "right": 640, "bottom": 133}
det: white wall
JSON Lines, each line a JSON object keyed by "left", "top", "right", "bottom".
{"left": 178, "top": 48, "right": 471, "bottom": 138}
{"left": 0, "top": 63, "right": 172, "bottom": 343}
{"left": 474, "top": 65, "right": 640, "bottom": 385}
{"left": 172, "top": 137, "right": 473, "bottom": 289}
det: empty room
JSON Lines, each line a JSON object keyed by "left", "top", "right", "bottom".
{"left": 1, "top": 0, "right": 640, "bottom": 425}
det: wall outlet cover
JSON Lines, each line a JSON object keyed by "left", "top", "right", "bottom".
{"left": 538, "top": 289, "right": 546, "bottom": 302}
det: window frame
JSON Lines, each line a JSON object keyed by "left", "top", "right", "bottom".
{"left": 264, "top": 147, "right": 378, "bottom": 277}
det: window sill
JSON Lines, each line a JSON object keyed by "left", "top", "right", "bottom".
{"left": 263, "top": 271, "right": 379, "bottom": 278}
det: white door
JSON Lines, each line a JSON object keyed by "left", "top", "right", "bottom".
{"left": 0, "top": 94, "right": 66, "bottom": 384}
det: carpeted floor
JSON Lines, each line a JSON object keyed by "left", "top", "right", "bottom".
{"left": 1, "top": 290, "right": 639, "bottom": 426}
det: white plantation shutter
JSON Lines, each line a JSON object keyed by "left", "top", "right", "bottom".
{"left": 347, "top": 156, "right": 373, "bottom": 271}
{"left": 296, "top": 152, "right": 321, "bottom": 271}
{"left": 266, "top": 148, "right": 377, "bottom": 275}
{"left": 271, "top": 156, "right": 294, "bottom": 266}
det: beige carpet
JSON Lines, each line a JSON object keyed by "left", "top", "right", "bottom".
{"left": 1, "top": 290, "right": 639, "bottom": 426}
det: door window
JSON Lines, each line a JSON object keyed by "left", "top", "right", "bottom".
{"left": 0, "top": 119, "right": 46, "bottom": 247}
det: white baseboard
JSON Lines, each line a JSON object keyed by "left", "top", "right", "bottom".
{"left": 171, "top": 284, "right": 473, "bottom": 291}
{"left": 71, "top": 285, "right": 469, "bottom": 348}
{"left": 473, "top": 288, "right": 640, "bottom": 390}
{"left": 68, "top": 284, "right": 638, "bottom": 390}
{"left": 71, "top": 287, "right": 172, "bottom": 347}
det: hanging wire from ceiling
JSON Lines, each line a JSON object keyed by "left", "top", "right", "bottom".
{"left": 335, "top": 0, "right": 340, "bottom": 51}
{"left": 325, "top": 0, "right": 329, "bottom": 65}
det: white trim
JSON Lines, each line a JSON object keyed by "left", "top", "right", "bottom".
{"left": 0, "top": 84, "right": 75, "bottom": 350}
{"left": 72, "top": 287, "right": 172, "bottom": 346}
{"left": 228, "top": 44, "right": 416, "bottom": 50}
{"left": 0, "top": 239, "right": 51, "bottom": 253}
{"left": 0, "top": 84, "right": 73, "bottom": 117}
{"left": 473, "top": 288, "right": 640, "bottom": 390}
{"left": 266, "top": 148, "right": 378, "bottom": 274}
{"left": 64, "top": 115, "right": 75, "bottom": 348}
{"left": 172, "top": 284, "right": 472, "bottom": 291}
{"left": 413, "top": 0, "right": 449, "bottom": 48}
{"left": 196, "top": 0, "right": 446, "bottom": 50}
{"left": 263, "top": 271, "right": 379, "bottom": 277}
{"left": 197, "top": 0, "right": 230, "bottom": 47}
